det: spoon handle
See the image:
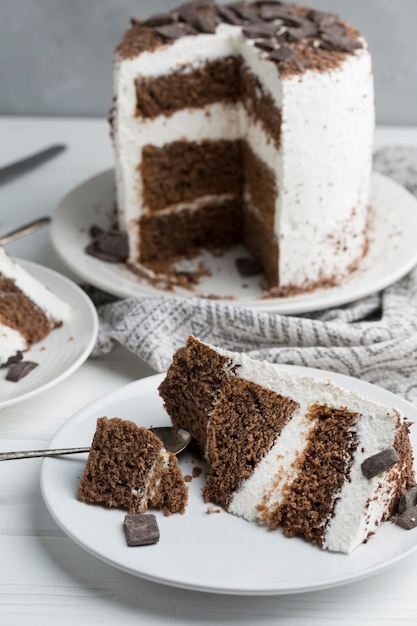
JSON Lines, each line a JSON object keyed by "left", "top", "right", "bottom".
{"left": 0, "top": 216, "right": 51, "bottom": 246}
{"left": 0, "top": 446, "right": 90, "bottom": 461}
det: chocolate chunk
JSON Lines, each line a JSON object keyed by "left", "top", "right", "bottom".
{"left": 144, "top": 13, "right": 176, "bottom": 27}
{"left": 254, "top": 37, "right": 279, "bottom": 52}
{"left": 155, "top": 24, "right": 189, "bottom": 40}
{"left": 259, "top": 4, "right": 301, "bottom": 26}
{"left": 243, "top": 22, "right": 280, "bottom": 39}
{"left": 231, "top": 4, "right": 261, "bottom": 23}
{"left": 236, "top": 257, "right": 263, "bottom": 277}
{"left": 123, "top": 514, "right": 160, "bottom": 546}
{"left": 307, "top": 9, "right": 337, "bottom": 26}
{"left": 320, "top": 23, "right": 347, "bottom": 39}
{"left": 195, "top": 13, "right": 220, "bottom": 33}
{"left": 6, "top": 361, "right": 38, "bottom": 382}
{"left": 396, "top": 506, "right": 417, "bottom": 530}
{"left": 86, "top": 230, "right": 128, "bottom": 263}
{"left": 321, "top": 33, "right": 362, "bottom": 52}
{"left": 2, "top": 351, "right": 23, "bottom": 368}
{"left": 177, "top": 0, "right": 214, "bottom": 26}
{"left": 361, "top": 447, "right": 400, "bottom": 479}
{"left": 217, "top": 5, "right": 243, "bottom": 25}
{"left": 268, "top": 45, "right": 295, "bottom": 63}
{"left": 398, "top": 485, "right": 417, "bottom": 514}
{"left": 286, "top": 20, "right": 318, "bottom": 41}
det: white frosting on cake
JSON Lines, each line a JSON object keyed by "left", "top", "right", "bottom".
{"left": 0, "top": 246, "right": 72, "bottom": 364}
{"left": 112, "top": 15, "right": 374, "bottom": 288}
{"left": 204, "top": 342, "right": 405, "bottom": 553}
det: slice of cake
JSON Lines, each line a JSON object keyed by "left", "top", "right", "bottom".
{"left": 0, "top": 246, "right": 72, "bottom": 367}
{"left": 78, "top": 417, "right": 188, "bottom": 516}
{"left": 110, "top": 0, "right": 374, "bottom": 292}
{"left": 158, "top": 336, "right": 415, "bottom": 553}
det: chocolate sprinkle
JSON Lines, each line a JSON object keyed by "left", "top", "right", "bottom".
{"left": 6, "top": 360, "right": 38, "bottom": 382}
{"left": 396, "top": 505, "right": 417, "bottom": 530}
{"left": 123, "top": 513, "right": 160, "bottom": 546}
{"left": 196, "top": 13, "right": 220, "bottom": 33}
{"left": 217, "top": 5, "right": 243, "bottom": 25}
{"left": 361, "top": 447, "right": 400, "bottom": 479}
{"left": 144, "top": 13, "right": 176, "bottom": 27}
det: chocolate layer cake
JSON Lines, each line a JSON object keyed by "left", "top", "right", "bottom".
{"left": 111, "top": 0, "right": 374, "bottom": 292}
{"left": 78, "top": 417, "right": 188, "bottom": 516}
{"left": 159, "top": 336, "right": 415, "bottom": 553}
{"left": 0, "top": 246, "right": 71, "bottom": 367}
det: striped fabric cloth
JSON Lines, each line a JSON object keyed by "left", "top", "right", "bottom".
{"left": 94, "top": 146, "right": 417, "bottom": 403}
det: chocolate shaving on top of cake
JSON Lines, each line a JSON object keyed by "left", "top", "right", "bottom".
{"left": 116, "top": 1, "right": 364, "bottom": 76}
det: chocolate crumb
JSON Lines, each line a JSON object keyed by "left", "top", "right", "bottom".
{"left": 396, "top": 506, "right": 417, "bottom": 530}
{"left": 6, "top": 360, "right": 38, "bottom": 382}
{"left": 361, "top": 447, "right": 400, "bottom": 479}
{"left": 123, "top": 513, "right": 160, "bottom": 546}
{"left": 1, "top": 351, "right": 23, "bottom": 368}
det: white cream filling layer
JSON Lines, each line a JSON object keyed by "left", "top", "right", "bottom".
{"left": 113, "top": 23, "right": 374, "bottom": 287}
{"left": 205, "top": 342, "right": 403, "bottom": 553}
{"left": 131, "top": 449, "right": 170, "bottom": 509}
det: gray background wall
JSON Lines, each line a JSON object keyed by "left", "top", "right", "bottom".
{"left": 1, "top": 0, "right": 416, "bottom": 125}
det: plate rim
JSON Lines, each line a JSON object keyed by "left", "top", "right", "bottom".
{"left": 50, "top": 168, "right": 417, "bottom": 314}
{"left": 40, "top": 367, "right": 417, "bottom": 596}
{"left": 0, "top": 259, "right": 99, "bottom": 409}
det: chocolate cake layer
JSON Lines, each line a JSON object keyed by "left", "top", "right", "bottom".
{"left": 141, "top": 140, "right": 244, "bottom": 211}
{"left": 265, "top": 404, "right": 359, "bottom": 546}
{"left": 159, "top": 336, "right": 231, "bottom": 453}
{"left": 243, "top": 142, "right": 277, "bottom": 230}
{"left": 240, "top": 67, "right": 282, "bottom": 147}
{"left": 136, "top": 56, "right": 241, "bottom": 118}
{"left": 204, "top": 377, "right": 299, "bottom": 508}
{"left": 0, "top": 275, "right": 52, "bottom": 345}
{"left": 243, "top": 208, "right": 279, "bottom": 287}
{"left": 139, "top": 197, "right": 243, "bottom": 263}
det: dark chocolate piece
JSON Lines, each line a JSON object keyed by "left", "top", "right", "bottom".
{"left": 321, "top": 33, "right": 362, "bottom": 52}
{"left": 217, "top": 5, "right": 243, "bottom": 25}
{"left": 307, "top": 9, "right": 337, "bottom": 26}
{"left": 361, "top": 447, "right": 400, "bottom": 479}
{"left": 144, "top": 13, "right": 176, "bottom": 27}
{"left": 195, "top": 13, "right": 220, "bottom": 34}
{"left": 236, "top": 257, "right": 263, "bottom": 277}
{"left": 86, "top": 230, "right": 128, "bottom": 263}
{"left": 6, "top": 360, "right": 38, "bottom": 382}
{"left": 242, "top": 22, "right": 280, "bottom": 39}
{"left": 396, "top": 506, "right": 417, "bottom": 530}
{"left": 286, "top": 21, "right": 318, "bottom": 41}
{"left": 155, "top": 24, "right": 188, "bottom": 40}
{"left": 254, "top": 37, "right": 279, "bottom": 52}
{"left": 398, "top": 485, "right": 417, "bottom": 514}
{"left": 231, "top": 4, "right": 261, "bottom": 23}
{"left": 268, "top": 45, "right": 295, "bottom": 63}
{"left": 123, "top": 514, "right": 160, "bottom": 546}
{"left": 2, "top": 351, "right": 23, "bottom": 368}
{"left": 177, "top": 0, "right": 214, "bottom": 26}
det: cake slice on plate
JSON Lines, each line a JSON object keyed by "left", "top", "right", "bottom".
{"left": 0, "top": 246, "right": 72, "bottom": 367}
{"left": 159, "top": 336, "right": 415, "bottom": 553}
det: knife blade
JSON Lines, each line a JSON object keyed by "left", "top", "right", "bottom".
{"left": 0, "top": 144, "right": 66, "bottom": 185}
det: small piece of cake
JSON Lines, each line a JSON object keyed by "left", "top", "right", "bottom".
{"left": 111, "top": 0, "right": 374, "bottom": 292}
{"left": 0, "top": 246, "right": 71, "bottom": 366}
{"left": 158, "top": 336, "right": 415, "bottom": 553}
{"left": 77, "top": 417, "right": 188, "bottom": 516}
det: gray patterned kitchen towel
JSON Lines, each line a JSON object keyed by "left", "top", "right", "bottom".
{"left": 94, "top": 146, "right": 417, "bottom": 404}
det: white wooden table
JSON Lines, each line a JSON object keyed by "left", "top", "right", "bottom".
{"left": 1, "top": 117, "right": 417, "bottom": 625}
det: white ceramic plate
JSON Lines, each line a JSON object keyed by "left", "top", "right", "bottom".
{"left": 50, "top": 169, "right": 417, "bottom": 314}
{"left": 0, "top": 260, "right": 98, "bottom": 409}
{"left": 41, "top": 368, "right": 417, "bottom": 596}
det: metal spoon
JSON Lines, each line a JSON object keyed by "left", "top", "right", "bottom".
{"left": 0, "top": 427, "right": 191, "bottom": 461}
{"left": 0, "top": 216, "right": 51, "bottom": 246}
